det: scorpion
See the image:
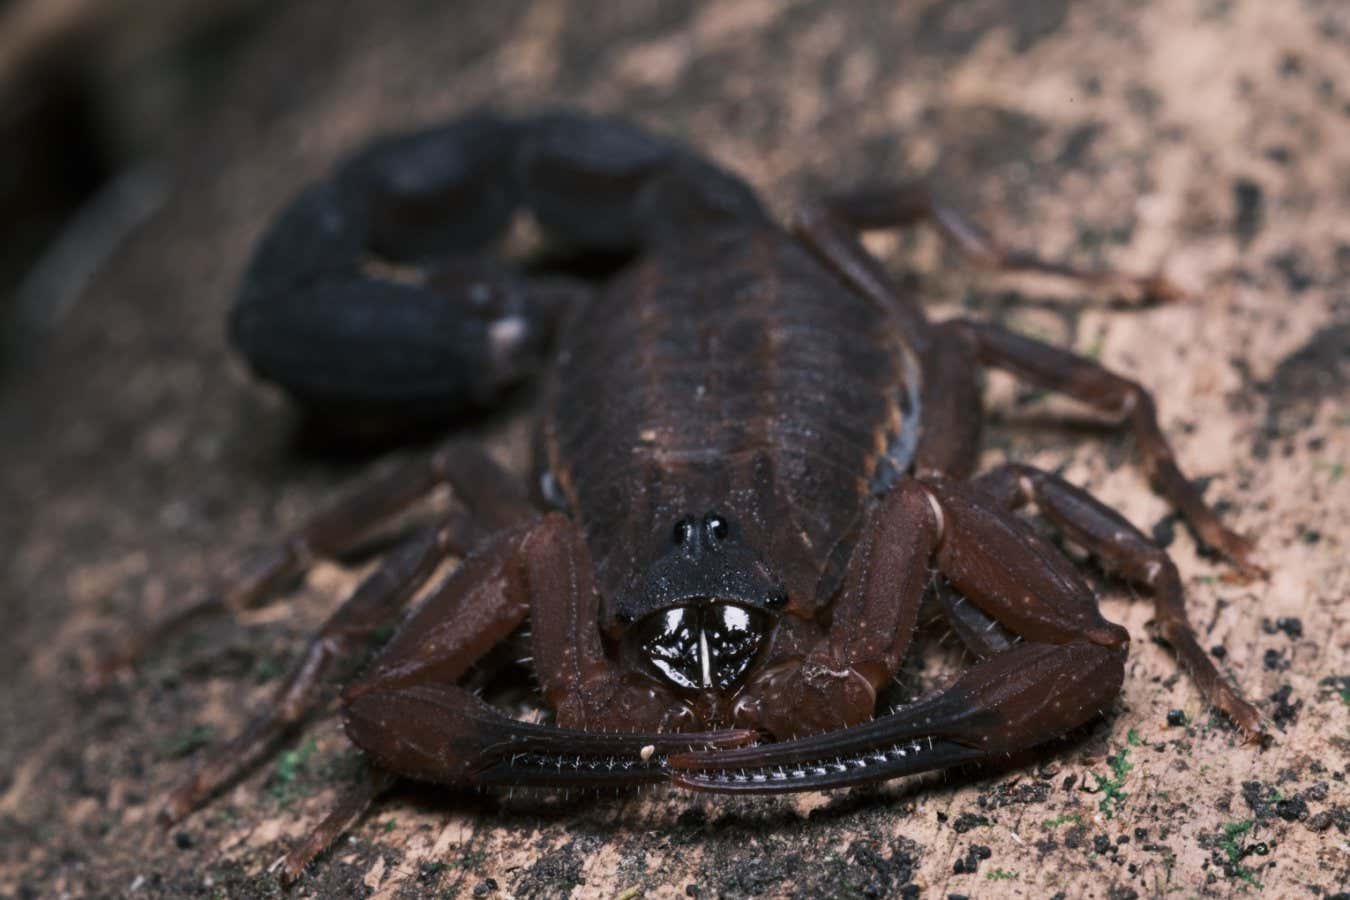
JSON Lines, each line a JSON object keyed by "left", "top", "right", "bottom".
{"left": 126, "top": 110, "right": 1265, "bottom": 880}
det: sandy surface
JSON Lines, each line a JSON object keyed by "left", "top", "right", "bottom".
{"left": 1, "top": 1, "right": 1347, "bottom": 897}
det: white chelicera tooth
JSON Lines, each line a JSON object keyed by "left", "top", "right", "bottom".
{"left": 699, "top": 628, "right": 713, "bottom": 689}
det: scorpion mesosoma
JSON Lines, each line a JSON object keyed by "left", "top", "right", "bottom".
{"left": 141, "top": 110, "right": 1266, "bottom": 879}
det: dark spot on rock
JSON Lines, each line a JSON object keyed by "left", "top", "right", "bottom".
{"left": 1269, "top": 685, "right": 1303, "bottom": 728}
{"left": 173, "top": 831, "right": 192, "bottom": 850}
{"left": 676, "top": 807, "right": 707, "bottom": 829}
{"left": 979, "top": 779, "right": 1052, "bottom": 808}
{"left": 844, "top": 838, "right": 922, "bottom": 899}
{"left": 1303, "top": 782, "right": 1329, "bottom": 802}
{"left": 1108, "top": 888, "right": 1139, "bottom": 900}
{"left": 1056, "top": 124, "right": 1101, "bottom": 169}
{"left": 1260, "top": 617, "right": 1303, "bottom": 639}
{"left": 1166, "top": 709, "right": 1188, "bottom": 727}
{"left": 1233, "top": 178, "right": 1264, "bottom": 245}
{"left": 951, "top": 843, "right": 992, "bottom": 874}
{"left": 1319, "top": 675, "right": 1350, "bottom": 702}
{"left": 511, "top": 839, "right": 588, "bottom": 898}
{"left": 952, "top": 813, "right": 990, "bottom": 833}
{"left": 1264, "top": 648, "right": 1290, "bottom": 671}
{"left": 923, "top": 105, "right": 1050, "bottom": 188}
{"left": 1125, "top": 84, "right": 1162, "bottom": 118}
{"left": 1151, "top": 513, "right": 1178, "bottom": 549}
{"left": 1276, "top": 797, "right": 1309, "bottom": 822}
{"left": 916, "top": 0, "right": 1069, "bottom": 56}
{"left": 1210, "top": 645, "right": 1227, "bottom": 660}
{"left": 1260, "top": 323, "right": 1350, "bottom": 449}
{"left": 1264, "top": 145, "right": 1293, "bottom": 165}
{"left": 1270, "top": 251, "right": 1315, "bottom": 293}
{"left": 1242, "top": 781, "right": 1280, "bottom": 819}
{"left": 1093, "top": 833, "right": 1113, "bottom": 854}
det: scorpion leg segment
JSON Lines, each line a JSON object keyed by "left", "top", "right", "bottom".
{"left": 974, "top": 463, "right": 1265, "bottom": 738}
{"left": 160, "top": 518, "right": 468, "bottom": 823}
{"left": 948, "top": 319, "right": 1263, "bottom": 577}
{"left": 803, "top": 184, "right": 1186, "bottom": 303}
{"left": 95, "top": 441, "right": 527, "bottom": 683}
{"left": 278, "top": 765, "right": 398, "bottom": 884}
{"left": 231, "top": 111, "right": 765, "bottom": 422}
{"left": 672, "top": 476, "right": 1129, "bottom": 793}
{"left": 927, "top": 577, "right": 1016, "bottom": 661}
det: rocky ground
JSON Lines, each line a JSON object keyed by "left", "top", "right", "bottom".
{"left": 1, "top": 1, "right": 1346, "bottom": 897}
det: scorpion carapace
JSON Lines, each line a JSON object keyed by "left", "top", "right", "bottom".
{"left": 126, "top": 109, "right": 1266, "bottom": 881}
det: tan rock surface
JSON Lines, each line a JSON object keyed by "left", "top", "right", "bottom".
{"left": 1, "top": 1, "right": 1346, "bottom": 897}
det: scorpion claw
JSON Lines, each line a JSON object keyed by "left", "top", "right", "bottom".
{"left": 343, "top": 683, "right": 754, "bottom": 789}
{"left": 668, "top": 727, "right": 985, "bottom": 794}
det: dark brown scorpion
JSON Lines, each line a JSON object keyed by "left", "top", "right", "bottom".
{"left": 129, "top": 110, "right": 1266, "bottom": 879}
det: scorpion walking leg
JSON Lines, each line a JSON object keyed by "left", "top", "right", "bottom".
{"left": 974, "top": 463, "right": 1263, "bottom": 736}
{"left": 949, "top": 318, "right": 1261, "bottom": 576}
{"left": 276, "top": 765, "right": 398, "bottom": 884}
{"left": 925, "top": 576, "right": 1016, "bottom": 661}
{"left": 671, "top": 476, "right": 1131, "bottom": 793}
{"left": 95, "top": 442, "right": 531, "bottom": 681}
{"left": 799, "top": 185, "right": 1184, "bottom": 303}
{"left": 160, "top": 515, "right": 472, "bottom": 823}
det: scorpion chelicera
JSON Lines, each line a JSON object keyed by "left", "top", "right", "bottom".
{"left": 130, "top": 110, "right": 1266, "bottom": 879}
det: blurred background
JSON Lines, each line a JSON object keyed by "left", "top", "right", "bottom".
{"left": 1, "top": 2, "right": 1345, "bottom": 896}
{"left": 0, "top": 0, "right": 277, "bottom": 378}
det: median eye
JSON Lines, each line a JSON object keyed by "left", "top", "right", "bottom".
{"left": 672, "top": 517, "right": 696, "bottom": 545}
{"left": 704, "top": 514, "right": 729, "bottom": 542}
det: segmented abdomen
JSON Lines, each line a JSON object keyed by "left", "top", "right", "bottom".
{"left": 545, "top": 226, "right": 916, "bottom": 602}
